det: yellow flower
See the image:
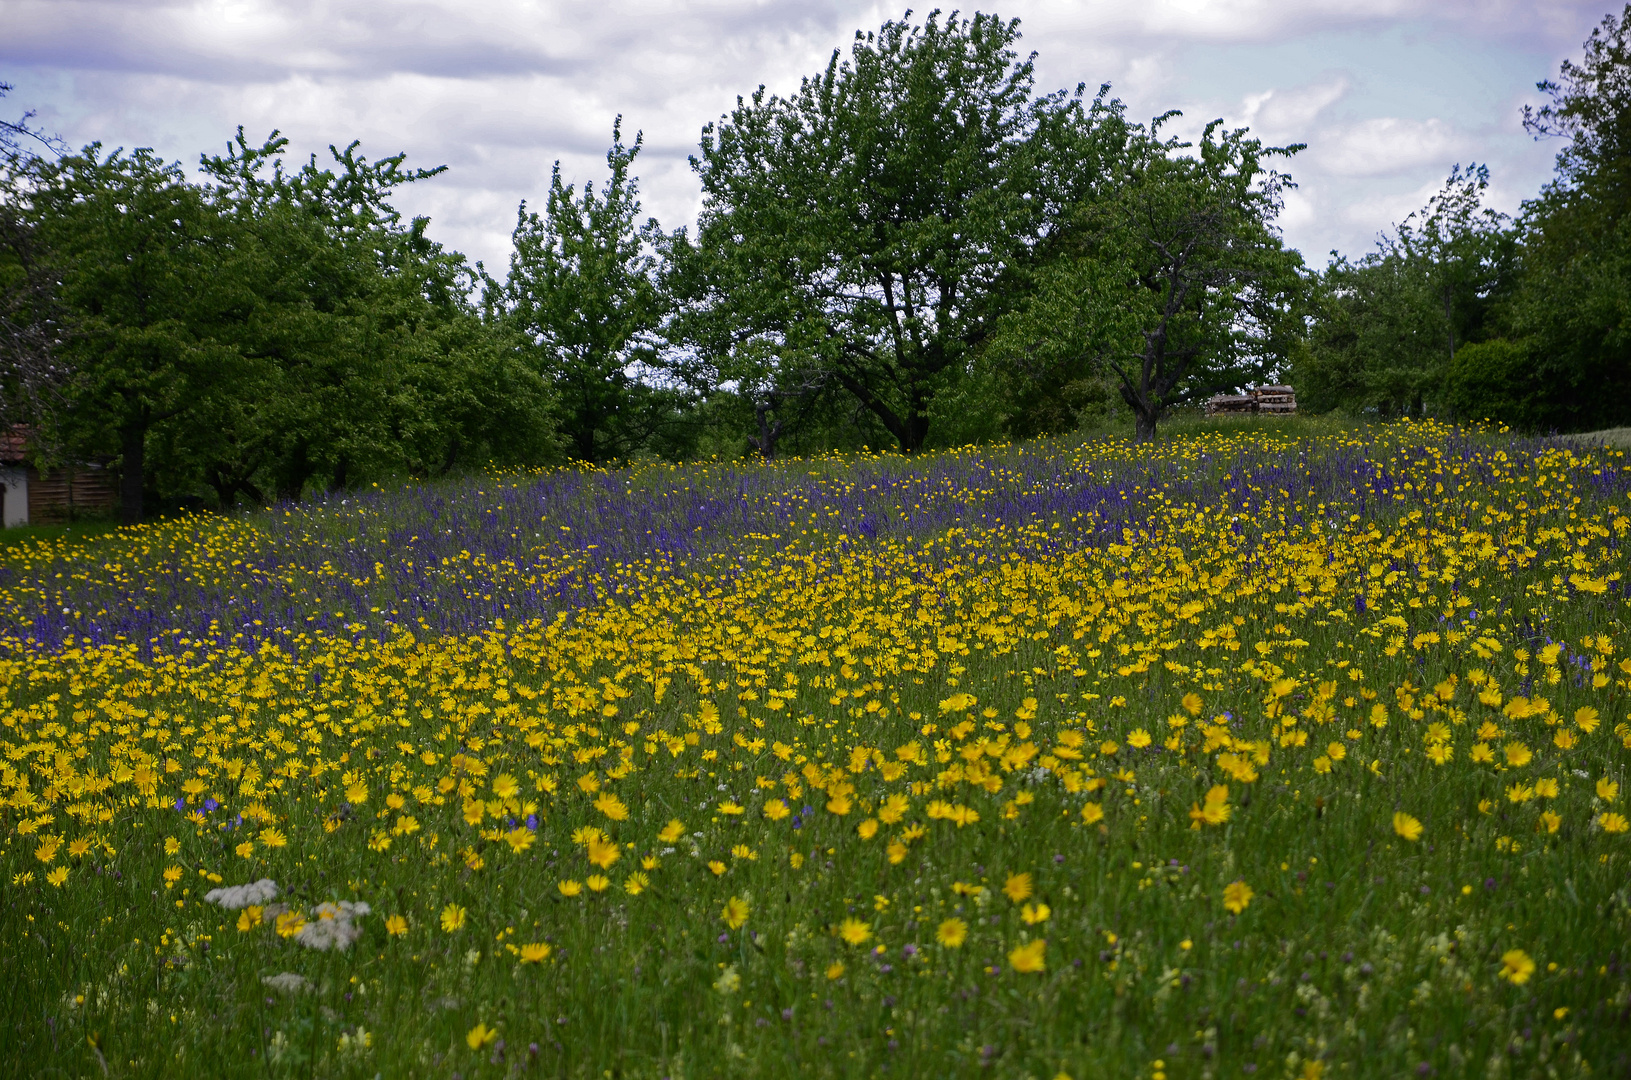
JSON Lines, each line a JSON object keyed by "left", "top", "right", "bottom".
{"left": 504, "top": 826, "right": 536, "bottom": 853}
{"left": 260, "top": 827, "right": 287, "bottom": 849}
{"left": 490, "top": 774, "right": 519, "bottom": 800}
{"left": 1392, "top": 812, "right": 1424, "bottom": 842}
{"left": 1223, "top": 880, "right": 1254, "bottom": 914}
{"left": 1127, "top": 729, "right": 1152, "bottom": 749}
{"left": 45, "top": 866, "right": 67, "bottom": 887}
{"left": 235, "top": 841, "right": 254, "bottom": 858}
{"left": 1599, "top": 812, "right": 1630, "bottom": 834}
{"left": 35, "top": 836, "right": 62, "bottom": 864}
{"left": 1008, "top": 939, "right": 1046, "bottom": 973}
{"left": 1598, "top": 778, "right": 1621, "bottom": 803}
{"left": 1002, "top": 873, "right": 1033, "bottom": 903}
{"left": 937, "top": 917, "right": 968, "bottom": 947}
{"left": 275, "top": 911, "right": 306, "bottom": 938}
{"left": 624, "top": 872, "right": 650, "bottom": 895}
{"left": 162, "top": 865, "right": 182, "bottom": 885}
{"left": 1181, "top": 693, "right": 1203, "bottom": 716}
{"left": 586, "top": 874, "right": 611, "bottom": 892}
{"left": 1575, "top": 706, "right": 1600, "bottom": 733}
{"left": 1499, "top": 949, "right": 1536, "bottom": 985}
{"left": 763, "top": 800, "right": 791, "bottom": 821}
{"left": 1021, "top": 902, "right": 1050, "bottom": 925}
{"left": 164, "top": 837, "right": 181, "bottom": 856}
{"left": 593, "top": 792, "right": 629, "bottom": 821}
{"left": 721, "top": 896, "right": 750, "bottom": 930}
{"left": 345, "top": 781, "right": 368, "bottom": 804}
{"left": 1540, "top": 811, "right": 1562, "bottom": 834}
{"left": 440, "top": 903, "right": 467, "bottom": 932}
{"left": 236, "top": 907, "right": 262, "bottom": 932}
{"left": 838, "top": 918, "right": 871, "bottom": 945}
{"left": 466, "top": 1022, "right": 498, "bottom": 1050}
{"left": 385, "top": 915, "right": 408, "bottom": 936}
{"left": 657, "top": 819, "right": 685, "bottom": 842}
{"left": 518, "top": 942, "right": 552, "bottom": 963}
{"left": 557, "top": 879, "right": 583, "bottom": 897}
{"left": 857, "top": 818, "right": 879, "bottom": 840}
{"left": 707, "top": 860, "right": 727, "bottom": 877}
{"left": 1081, "top": 802, "right": 1104, "bottom": 825}
{"left": 586, "top": 835, "right": 621, "bottom": 870}
{"left": 67, "top": 837, "right": 91, "bottom": 859}
{"left": 825, "top": 961, "right": 845, "bottom": 980}
{"left": 1503, "top": 742, "right": 1533, "bottom": 768}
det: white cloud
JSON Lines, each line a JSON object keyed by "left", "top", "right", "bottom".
{"left": 0, "top": 0, "right": 1601, "bottom": 270}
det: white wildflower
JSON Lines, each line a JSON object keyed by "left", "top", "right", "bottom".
{"left": 261, "top": 972, "right": 312, "bottom": 994}
{"left": 203, "top": 879, "right": 279, "bottom": 910}
{"left": 292, "top": 900, "right": 371, "bottom": 952}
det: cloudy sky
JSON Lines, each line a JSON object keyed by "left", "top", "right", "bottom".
{"left": 1, "top": 0, "right": 1617, "bottom": 271}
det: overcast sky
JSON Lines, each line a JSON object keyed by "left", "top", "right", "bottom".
{"left": 1, "top": 1, "right": 1617, "bottom": 272}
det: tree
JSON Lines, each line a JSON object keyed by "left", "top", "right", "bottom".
{"left": 995, "top": 118, "right": 1304, "bottom": 440}
{"left": 0, "top": 83, "right": 70, "bottom": 431}
{"left": 1296, "top": 165, "right": 1515, "bottom": 419}
{"left": 490, "top": 120, "right": 666, "bottom": 464}
{"left": 1503, "top": 4, "right": 1631, "bottom": 430}
{"left": 679, "top": 12, "right": 1113, "bottom": 453}
{"left": 24, "top": 144, "right": 249, "bottom": 523}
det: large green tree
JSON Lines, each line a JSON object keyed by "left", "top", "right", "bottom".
{"left": 675, "top": 12, "right": 1114, "bottom": 453}
{"left": 1500, "top": 4, "right": 1631, "bottom": 429}
{"left": 1298, "top": 165, "right": 1514, "bottom": 418}
{"left": 993, "top": 119, "right": 1304, "bottom": 440}
{"left": 489, "top": 121, "right": 667, "bottom": 464}
{"left": 24, "top": 144, "right": 250, "bottom": 523}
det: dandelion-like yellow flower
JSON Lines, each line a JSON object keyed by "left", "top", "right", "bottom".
{"left": 518, "top": 942, "right": 552, "bottom": 964}
{"left": 1002, "top": 873, "right": 1033, "bottom": 903}
{"left": 1223, "top": 880, "right": 1254, "bottom": 914}
{"left": 1499, "top": 949, "right": 1535, "bottom": 985}
{"left": 1081, "top": 802, "right": 1105, "bottom": 825}
{"left": 385, "top": 915, "right": 408, "bottom": 936}
{"left": 440, "top": 904, "right": 467, "bottom": 932}
{"left": 1393, "top": 812, "right": 1424, "bottom": 842}
{"left": 557, "top": 879, "right": 583, "bottom": 897}
{"left": 838, "top": 918, "right": 871, "bottom": 945}
{"left": 937, "top": 918, "right": 968, "bottom": 947}
{"left": 721, "top": 896, "right": 750, "bottom": 929}
{"left": 586, "top": 874, "right": 610, "bottom": 892}
{"left": 466, "top": 1022, "right": 497, "bottom": 1049}
{"left": 45, "top": 866, "right": 67, "bottom": 887}
{"left": 657, "top": 819, "right": 686, "bottom": 842}
{"left": 1008, "top": 939, "right": 1046, "bottom": 973}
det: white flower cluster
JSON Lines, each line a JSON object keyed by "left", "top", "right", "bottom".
{"left": 203, "top": 879, "right": 279, "bottom": 909}
{"left": 294, "top": 900, "right": 371, "bottom": 952}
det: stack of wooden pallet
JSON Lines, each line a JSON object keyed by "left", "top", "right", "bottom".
{"left": 1204, "top": 386, "right": 1298, "bottom": 417}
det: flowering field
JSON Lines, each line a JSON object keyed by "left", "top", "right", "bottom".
{"left": 2, "top": 420, "right": 1630, "bottom": 1079}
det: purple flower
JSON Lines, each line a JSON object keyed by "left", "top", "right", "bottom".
{"left": 202, "top": 798, "right": 219, "bottom": 813}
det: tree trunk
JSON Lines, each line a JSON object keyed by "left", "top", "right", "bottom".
{"left": 1134, "top": 408, "right": 1158, "bottom": 441}
{"left": 119, "top": 420, "right": 146, "bottom": 525}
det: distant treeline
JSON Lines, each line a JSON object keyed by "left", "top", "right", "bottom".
{"left": 2, "top": 8, "right": 1628, "bottom": 523}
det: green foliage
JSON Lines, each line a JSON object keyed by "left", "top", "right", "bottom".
{"left": 8, "top": 130, "right": 557, "bottom": 519}
{"left": 1442, "top": 338, "right": 1547, "bottom": 429}
{"left": 992, "top": 119, "right": 1304, "bottom": 440}
{"left": 1295, "top": 165, "right": 1514, "bottom": 420}
{"left": 678, "top": 12, "right": 1098, "bottom": 453}
{"left": 489, "top": 121, "right": 670, "bottom": 464}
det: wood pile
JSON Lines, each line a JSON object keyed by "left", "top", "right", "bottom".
{"left": 1205, "top": 385, "right": 1297, "bottom": 417}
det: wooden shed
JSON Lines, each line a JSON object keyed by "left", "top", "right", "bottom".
{"left": 0, "top": 427, "right": 120, "bottom": 527}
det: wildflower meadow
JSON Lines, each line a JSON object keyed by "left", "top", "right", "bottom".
{"left": 2, "top": 419, "right": 1629, "bottom": 1079}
